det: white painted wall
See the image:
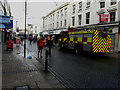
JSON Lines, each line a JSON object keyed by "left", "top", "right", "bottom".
{"left": 43, "top": 3, "right": 70, "bottom": 32}
{"left": 70, "top": 0, "right": 119, "bottom": 28}
{"left": 43, "top": 0, "right": 120, "bottom": 32}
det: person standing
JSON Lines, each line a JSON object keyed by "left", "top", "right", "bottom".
{"left": 46, "top": 36, "right": 53, "bottom": 56}
{"left": 21, "top": 37, "right": 23, "bottom": 45}
{"left": 37, "top": 36, "right": 43, "bottom": 58}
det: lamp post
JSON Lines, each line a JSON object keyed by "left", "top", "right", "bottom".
{"left": 118, "top": 20, "right": 120, "bottom": 53}
{"left": 24, "top": 0, "right": 27, "bottom": 58}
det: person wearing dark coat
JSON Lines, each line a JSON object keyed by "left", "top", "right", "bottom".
{"left": 46, "top": 37, "right": 53, "bottom": 56}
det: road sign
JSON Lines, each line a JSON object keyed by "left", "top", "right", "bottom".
{"left": 100, "top": 14, "right": 109, "bottom": 22}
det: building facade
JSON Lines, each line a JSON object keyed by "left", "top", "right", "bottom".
{"left": 42, "top": 0, "right": 119, "bottom": 34}
{"left": 42, "top": 2, "right": 70, "bottom": 35}
{"left": 0, "top": 0, "right": 12, "bottom": 43}
{"left": 70, "top": 0, "right": 119, "bottom": 28}
{"left": 0, "top": 0, "right": 11, "bottom": 16}
{"left": 42, "top": 0, "right": 120, "bottom": 52}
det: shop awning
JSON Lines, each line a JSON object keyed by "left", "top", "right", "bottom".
{"left": 0, "top": 24, "right": 5, "bottom": 29}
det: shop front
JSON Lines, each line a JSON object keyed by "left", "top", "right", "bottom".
{"left": 0, "top": 15, "right": 13, "bottom": 43}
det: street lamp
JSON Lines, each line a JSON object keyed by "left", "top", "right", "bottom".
{"left": 24, "top": 0, "right": 27, "bottom": 58}
{"left": 118, "top": 20, "right": 120, "bottom": 53}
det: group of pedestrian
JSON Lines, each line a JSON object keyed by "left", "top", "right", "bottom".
{"left": 29, "top": 35, "right": 38, "bottom": 44}
{"left": 37, "top": 35, "right": 54, "bottom": 58}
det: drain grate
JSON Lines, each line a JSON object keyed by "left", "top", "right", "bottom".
{"left": 3, "top": 69, "right": 39, "bottom": 74}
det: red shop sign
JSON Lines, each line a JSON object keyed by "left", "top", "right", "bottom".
{"left": 100, "top": 14, "right": 109, "bottom": 21}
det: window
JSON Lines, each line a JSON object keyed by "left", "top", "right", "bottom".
{"left": 110, "top": 12, "right": 116, "bottom": 22}
{"left": 79, "top": 2, "right": 82, "bottom": 11}
{"left": 49, "top": 17, "right": 50, "bottom": 22}
{"left": 72, "top": 17, "right": 75, "bottom": 26}
{"left": 57, "top": 12, "right": 59, "bottom": 19}
{"left": 111, "top": 0, "right": 116, "bottom": 5}
{"left": 86, "top": 0, "right": 90, "bottom": 8}
{"left": 61, "top": 21, "right": 62, "bottom": 27}
{"left": 78, "top": 15, "right": 82, "bottom": 25}
{"left": 64, "top": 19, "right": 67, "bottom": 26}
{"left": 51, "top": 15, "right": 52, "bottom": 22}
{"left": 53, "top": 23, "right": 54, "bottom": 28}
{"left": 51, "top": 24, "right": 52, "bottom": 28}
{"left": 57, "top": 22, "right": 59, "bottom": 28}
{"left": 86, "top": 12, "right": 90, "bottom": 24}
{"left": 100, "top": 2, "right": 105, "bottom": 8}
{"left": 72, "top": 5, "right": 75, "bottom": 14}
{"left": 64, "top": 8, "right": 67, "bottom": 17}
{"left": 61, "top": 10, "right": 63, "bottom": 18}
{"left": 53, "top": 14, "right": 54, "bottom": 21}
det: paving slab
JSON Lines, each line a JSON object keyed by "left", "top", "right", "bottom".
{"left": 2, "top": 43, "right": 65, "bottom": 89}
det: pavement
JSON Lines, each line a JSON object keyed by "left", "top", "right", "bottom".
{"left": 2, "top": 43, "right": 65, "bottom": 89}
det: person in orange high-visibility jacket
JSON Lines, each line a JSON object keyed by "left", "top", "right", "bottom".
{"left": 37, "top": 36, "right": 43, "bottom": 58}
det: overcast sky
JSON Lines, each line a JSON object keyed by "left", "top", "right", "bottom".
{"left": 7, "top": 0, "right": 64, "bottom": 32}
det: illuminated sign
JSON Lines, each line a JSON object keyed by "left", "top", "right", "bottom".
{"left": 0, "top": 15, "right": 10, "bottom": 24}
{"left": 0, "top": 24, "right": 5, "bottom": 28}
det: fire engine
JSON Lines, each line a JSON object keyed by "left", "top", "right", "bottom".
{"left": 58, "top": 28, "right": 112, "bottom": 53}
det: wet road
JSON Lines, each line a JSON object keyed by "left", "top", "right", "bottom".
{"left": 26, "top": 41, "right": 118, "bottom": 88}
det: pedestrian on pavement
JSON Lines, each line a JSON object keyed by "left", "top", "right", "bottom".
{"left": 37, "top": 36, "right": 43, "bottom": 58}
{"left": 21, "top": 37, "right": 23, "bottom": 45}
{"left": 46, "top": 36, "right": 53, "bottom": 56}
{"left": 29, "top": 36, "right": 32, "bottom": 45}
{"left": 43, "top": 37, "right": 46, "bottom": 47}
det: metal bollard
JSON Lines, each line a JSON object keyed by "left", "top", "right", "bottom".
{"left": 44, "top": 47, "right": 48, "bottom": 72}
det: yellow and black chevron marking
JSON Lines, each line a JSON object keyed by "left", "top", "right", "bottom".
{"left": 59, "top": 38, "right": 62, "bottom": 42}
{"left": 92, "top": 30, "right": 112, "bottom": 53}
{"left": 69, "top": 37, "right": 74, "bottom": 43}
{"left": 63, "top": 38, "right": 67, "bottom": 42}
